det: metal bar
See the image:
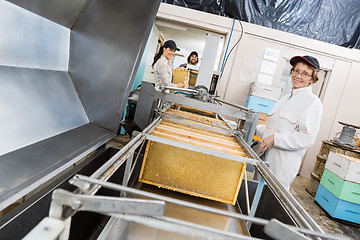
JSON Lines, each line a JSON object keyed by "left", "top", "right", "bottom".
{"left": 51, "top": 189, "right": 165, "bottom": 216}
{"left": 129, "top": 140, "right": 146, "bottom": 182}
{"left": 155, "top": 91, "right": 252, "bottom": 120}
{"left": 71, "top": 175, "right": 346, "bottom": 240}
{"left": 164, "top": 86, "right": 198, "bottom": 93}
{"left": 164, "top": 111, "right": 230, "bottom": 130}
{"left": 90, "top": 116, "right": 162, "bottom": 179}
{"left": 72, "top": 174, "right": 268, "bottom": 225}
{"left": 88, "top": 140, "right": 143, "bottom": 196}
{"left": 215, "top": 98, "right": 252, "bottom": 112}
{"left": 244, "top": 172, "right": 250, "bottom": 216}
{"left": 163, "top": 113, "right": 238, "bottom": 136}
{"left": 121, "top": 152, "right": 134, "bottom": 197}
{"left": 234, "top": 134, "right": 261, "bottom": 161}
{"left": 217, "top": 114, "right": 237, "bottom": 130}
{"left": 247, "top": 178, "right": 265, "bottom": 229}
{"left": 145, "top": 134, "right": 259, "bottom": 165}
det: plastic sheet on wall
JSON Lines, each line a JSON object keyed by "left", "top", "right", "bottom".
{"left": 162, "top": 0, "right": 360, "bottom": 49}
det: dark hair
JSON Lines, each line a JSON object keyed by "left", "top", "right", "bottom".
{"left": 290, "top": 62, "right": 319, "bottom": 83}
{"left": 151, "top": 46, "right": 164, "bottom": 67}
{"left": 152, "top": 45, "right": 164, "bottom": 67}
{"left": 187, "top": 51, "right": 198, "bottom": 65}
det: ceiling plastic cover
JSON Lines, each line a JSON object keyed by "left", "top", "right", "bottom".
{"left": 162, "top": 0, "right": 360, "bottom": 49}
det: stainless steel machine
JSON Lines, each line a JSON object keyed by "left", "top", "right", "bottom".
{"left": 0, "top": 1, "right": 345, "bottom": 239}
{"left": 0, "top": 0, "right": 160, "bottom": 238}
{"left": 21, "top": 84, "right": 344, "bottom": 240}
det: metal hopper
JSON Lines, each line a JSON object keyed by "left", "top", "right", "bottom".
{"left": 0, "top": 0, "right": 160, "bottom": 227}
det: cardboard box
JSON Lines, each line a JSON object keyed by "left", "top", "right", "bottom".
{"left": 189, "top": 70, "right": 198, "bottom": 86}
{"left": 258, "top": 113, "right": 268, "bottom": 125}
{"left": 173, "top": 69, "right": 189, "bottom": 88}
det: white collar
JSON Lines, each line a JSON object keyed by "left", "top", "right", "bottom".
{"left": 292, "top": 86, "right": 312, "bottom": 95}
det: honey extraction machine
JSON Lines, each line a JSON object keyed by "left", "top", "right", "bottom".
{"left": 0, "top": 1, "right": 344, "bottom": 240}
{"left": 20, "top": 84, "right": 343, "bottom": 240}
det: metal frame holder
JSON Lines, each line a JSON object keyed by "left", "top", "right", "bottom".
{"left": 24, "top": 175, "right": 347, "bottom": 240}
{"left": 22, "top": 108, "right": 347, "bottom": 240}
{"left": 135, "top": 81, "right": 258, "bottom": 144}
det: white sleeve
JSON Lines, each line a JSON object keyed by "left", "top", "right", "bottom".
{"left": 256, "top": 124, "right": 266, "bottom": 138}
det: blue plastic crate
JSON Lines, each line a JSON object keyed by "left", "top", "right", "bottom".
{"left": 315, "top": 184, "right": 360, "bottom": 224}
{"left": 245, "top": 95, "right": 277, "bottom": 114}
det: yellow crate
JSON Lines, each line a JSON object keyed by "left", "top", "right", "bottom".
{"left": 139, "top": 111, "right": 247, "bottom": 205}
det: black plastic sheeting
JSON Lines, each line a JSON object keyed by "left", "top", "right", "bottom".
{"left": 162, "top": 0, "right": 225, "bottom": 14}
{"left": 161, "top": 0, "right": 360, "bottom": 49}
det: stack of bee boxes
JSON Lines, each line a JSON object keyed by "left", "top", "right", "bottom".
{"left": 245, "top": 82, "right": 282, "bottom": 114}
{"left": 139, "top": 107, "right": 248, "bottom": 205}
{"left": 315, "top": 151, "right": 360, "bottom": 224}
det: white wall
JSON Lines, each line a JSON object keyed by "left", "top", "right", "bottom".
{"left": 143, "top": 24, "right": 161, "bottom": 83}
{"left": 156, "top": 3, "right": 360, "bottom": 178}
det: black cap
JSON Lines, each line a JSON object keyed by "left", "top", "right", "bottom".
{"left": 163, "top": 40, "right": 180, "bottom": 51}
{"left": 290, "top": 56, "right": 320, "bottom": 71}
{"left": 189, "top": 51, "right": 198, "bottom": 57}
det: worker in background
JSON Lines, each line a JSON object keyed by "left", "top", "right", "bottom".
{"left": 256, "top": 55, "right": 323, "bottom": 190}
{"left": 179, "top": 51, "right": 199, "bottom": 68}
{"left": 152, "top": 40, "right": 184, "bottom": 89}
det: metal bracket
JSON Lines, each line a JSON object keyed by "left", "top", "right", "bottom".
{"left": 264, "top": 219, "right": 311, "bottom": 240}
{"left": 247, "top": 177, "right": 265, "bottom": 229}
{"left": 49, "top": 189, "right": 165, "bottom": 218}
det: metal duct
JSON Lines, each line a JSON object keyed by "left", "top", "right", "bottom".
{"left": 0, "top": 0, "right": 161, "bottom": 214}
{"left": 0, "top": 1, "right": 78, "bottom": 156}
{"left": 70, "top": 0, "right": 161, "bottom": 131}
{"left": 7, "top": 0, "right": 88, "bottom": 29}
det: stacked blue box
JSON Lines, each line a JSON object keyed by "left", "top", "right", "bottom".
{"left": 315, "top": 152, "right": 360, "bottom": 224}
{"left": 245, "top": 95, "right": 276, "bottom": 114}
{"left": 246, "top": 82, "right": 281, "bottom": 114}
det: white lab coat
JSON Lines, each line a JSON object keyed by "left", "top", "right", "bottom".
{"left": 256, "top": 86, "right": 323, "bottom": 190}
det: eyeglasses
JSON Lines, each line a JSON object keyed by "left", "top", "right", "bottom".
{"left": 292, "top": 69, "right": 312, "bottom": 78}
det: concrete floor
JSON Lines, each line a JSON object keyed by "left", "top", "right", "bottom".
{"left": 290, "top": 176, "right": 360, "bottom": 240}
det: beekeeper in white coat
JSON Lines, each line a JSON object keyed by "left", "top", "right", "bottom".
{"left": 256, "top": 55, "right": 323, "bottom": 190}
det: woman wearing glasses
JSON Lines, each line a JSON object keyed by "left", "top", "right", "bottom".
{"left": 256, "top": 56, "right": 323, "bottom": 190}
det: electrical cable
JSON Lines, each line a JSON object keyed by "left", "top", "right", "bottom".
{"left": 220, "top": 18, "right": 235, "bottom": 73}
{"left": 215, "top": 18, "right": 244, "bottom": 96}
{"left": 173, "top": 91, "right": 192, "bottom": 96}
{"left": 219, "top": 18, "right": 243, "bottom": 80}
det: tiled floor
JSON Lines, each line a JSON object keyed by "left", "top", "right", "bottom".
{"left": 290, "top": 176, "right": 360, "bottom": 240}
